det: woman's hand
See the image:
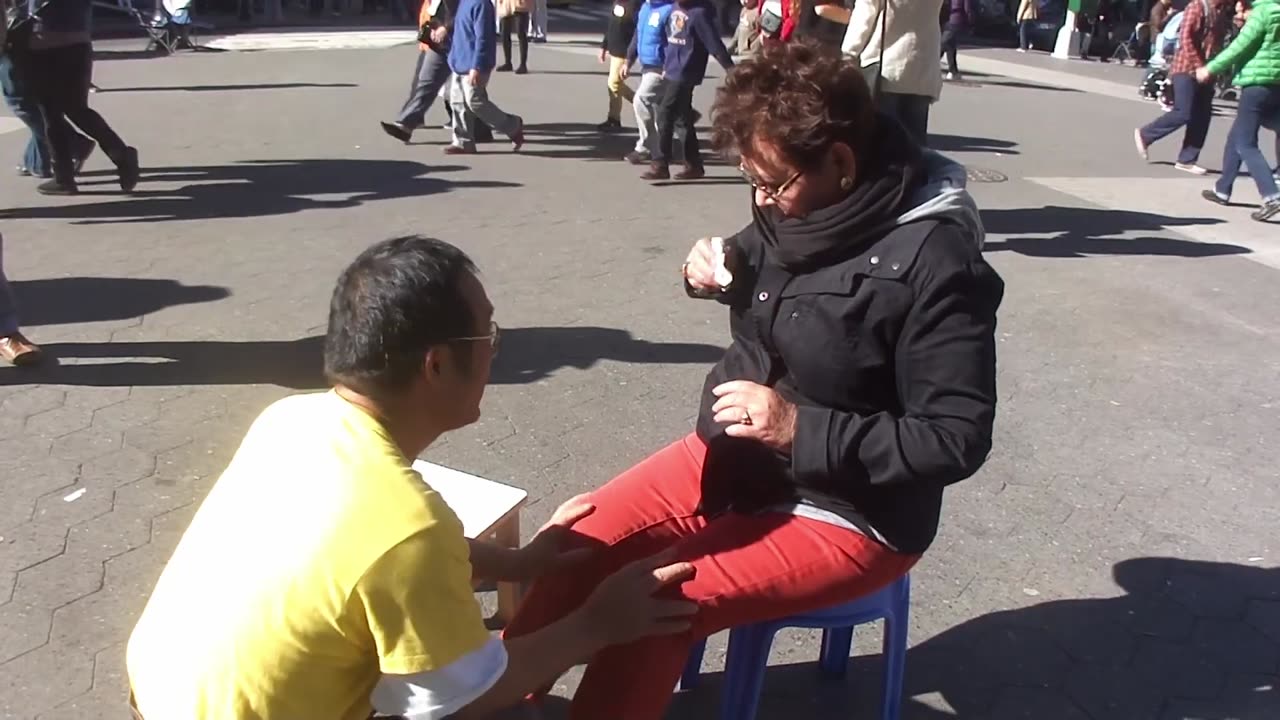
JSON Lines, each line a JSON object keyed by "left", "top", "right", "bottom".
{"left": 682, "top": 237, "right": 719, "bottom": 291}
{"left": 711, "top": 380, "right": 798, "bottom": 452}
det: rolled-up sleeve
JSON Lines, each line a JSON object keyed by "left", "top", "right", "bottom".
{"left": 790, "top": 231, "right": 1003, "bottom": 490}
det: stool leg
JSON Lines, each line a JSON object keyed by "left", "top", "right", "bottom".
{"left": 880, "top": 579, "right": 911, "bottom": 720}
{"left": 721, "top": 625, "right": 775, "bottom": 720}
{"left": 678, "top": 638, "right": 707, "bottom": 691}
{"left": 493, "top": 515, "right": 522, "bottom": 626}
{"left": 818, "top": 626, "right": 855, "bottom": 677}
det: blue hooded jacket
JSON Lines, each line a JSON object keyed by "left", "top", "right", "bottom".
{"left": 631, "top": 0, "right": 675, "bottom": 69}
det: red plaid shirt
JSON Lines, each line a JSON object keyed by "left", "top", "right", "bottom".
{"left": 1169, "top": 0, "right": 1233, "bottom": 76}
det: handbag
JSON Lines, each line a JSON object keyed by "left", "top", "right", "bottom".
{"left": 858, "top": 0, "right": 890, "bottom": 97}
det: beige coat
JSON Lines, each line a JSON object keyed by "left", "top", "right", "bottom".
{"left": 841, "top": 0, "right": 945, "bottom": 100}
{"left": 497, "top": 0, "right": 532, "bottom": 17}
{"left": 1017, "top": 0, "right": 1038, "bottom": 22}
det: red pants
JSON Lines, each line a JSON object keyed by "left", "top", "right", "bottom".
{"left": 504, "top": 434, "right": 919, "bottom": 720}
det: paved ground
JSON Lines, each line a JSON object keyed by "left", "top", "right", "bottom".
{"left": 1, "top": 29, "right": 1278, "bottom": 720}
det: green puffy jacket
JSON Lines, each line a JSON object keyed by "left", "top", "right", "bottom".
{"left": 1207, "top": 0, "right": 1280, "bottom": 86}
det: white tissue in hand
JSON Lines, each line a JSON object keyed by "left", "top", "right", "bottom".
{"left": 710, "top": 237, "right": 734, "bottom": 288}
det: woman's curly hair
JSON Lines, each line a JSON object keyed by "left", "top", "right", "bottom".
{"left": 711, "top": 40, "right": 879, "bottom": 169}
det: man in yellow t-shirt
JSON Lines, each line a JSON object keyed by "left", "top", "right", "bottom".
{"left": 126, "top": 236, "right": 695, "bottom": 720}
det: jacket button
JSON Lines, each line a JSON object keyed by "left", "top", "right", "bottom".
{"left": 870, "top": 256, "right": 880, "bottom": 265}
{"left": 758, "top": 291, "right": 769, "bottom": 301}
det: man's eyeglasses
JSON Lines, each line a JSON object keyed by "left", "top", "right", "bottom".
{"left": 739, "top": 165, "right": 804, "bottom": 201}
{"left": 450, "top": 321, "right": 501, "bottom": 354}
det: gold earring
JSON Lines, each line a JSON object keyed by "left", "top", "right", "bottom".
{"left": 840, "top": 176, "right": 854, "bottom": 191}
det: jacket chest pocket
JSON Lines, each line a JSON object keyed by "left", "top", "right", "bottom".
{"left": 772, "top": 288, "right": 900, "bottom": 402}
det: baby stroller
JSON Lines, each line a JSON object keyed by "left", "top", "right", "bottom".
{"left": 1139, "top": 66, "right": 1175, "bottom": 110}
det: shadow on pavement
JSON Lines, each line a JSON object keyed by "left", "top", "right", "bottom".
{"left": 519, "top": 122, "right": 731, "bottom": 164}
{"left": 0, "top": 159, "right": 517, "bottom": 224}
{"left": 929, "top": 133, "right": 1020, "bottom": 155}
{"left": 6, "top": 326, "right": 722, "bottom": 388}
{"left": 93, "top": 82, "right": 357, "bottom": 93}
{"left": 12, "top": 277, "right": 229, "bottom": 326}
{"left": 657, "top": 558, "right": 1280, "bottom": 720}
{"left": 981, "top": 206, "right": 1246, "bottom": 258}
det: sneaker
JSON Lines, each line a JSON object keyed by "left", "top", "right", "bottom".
{"left": 1201, "top": 189, "right": 1229, "bottom": 206}
{"left": 945, "top": 72, "right": 957, "bottom": 81}
{"left": 380, "top": 120, "right": 413, "bottom": 144}
{"left": 496, "top": 63, "right": 514, "bottom": 72}
{"left": 674, "top": 164, "right": 705, "bottom": 180}
{"left": 515, "top": 65, "right": 528, "bottom": 75}
{"left": 1253, "top": 197, "right": 1280, "bottom": 222}
{"left": 15, "top": 165, "right": 30, "bottom": 177}
{"left": 116, "top": 146, "right": 141, "bottom": 192}
{"left": 444, "top": 144, "right": 477, "bottom": 155}
{"left": 597, "top": 118, "right": 623, "bottom": 133}
{"left": 1133, "top": 129, "right": 1148, "bottom": 160}
{"left": 641, "top": 162, "right": 670, "bottom": 180}
{"left": 1175, "top": 163, "right": 1208, "bottom": 176}
{"left": 1017, "top": 48, "right": 1027, "bottom": 53}
{"left": 625, "top": 150, "right": 651, "bottom": 165}
{"left": 36, "top": 178, "right": 78, "bottom": 195}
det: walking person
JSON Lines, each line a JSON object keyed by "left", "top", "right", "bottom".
{"left": 446, "top": 0, "right": 526, "bottom": 154}
{"left": 23, "top": 0, "right": 140, "bottom": 195}
{"left": 1134, "top": 0, "right": 1234, "bottom": 175}
{"left": 940, "top": 0, "right": 973, "bottom": 78}
{"left": 0, "top": 42, "right": 93, "bottom": 178}
{"left": 0, "top": 233, "right": 42, "bottom": 367}
{"left": 841, "top": 0, "right": 945, "bottom": 145}
{"left": 623, "top": 0, "right": 676, "bottom": 163}
{"left": 496, "top": 0, "right": 530, "bottom": 73}
{"left": 380, "top": 0, "right": 456, "bottom": 143}
{"left": 599, "top": 0, "right": 642, "bottom": 132}
{"left": 1197, "top": 0, "right": 1280, "bottom": 221}
{"left": 1016, "top": 0, "right": 1037, "bottom": 51}
{"left": 641, "top": 0, "right": 734, "bottom": 180}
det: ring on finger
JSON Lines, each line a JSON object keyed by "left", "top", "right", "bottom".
{"left": 740, "top": 409, "right": 753, "bottom": 425}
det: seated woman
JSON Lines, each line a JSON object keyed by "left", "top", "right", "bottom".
{"left": 504, "top": 39, "right": 1004, "bottom": 720}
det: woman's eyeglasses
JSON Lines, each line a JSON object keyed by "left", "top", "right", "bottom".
{"left": 450, "top": 321, "right": 501, "bottom": 354}
{"left": 739, "top": 165, "right": 804, "bottom": 201}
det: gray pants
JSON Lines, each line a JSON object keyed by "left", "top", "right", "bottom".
{"left": 396, "top": 48, "right": 452, "bottom": 129}
{"left": 633, "top": 70, "right": 665, "bottom": 154}
{"left": 0, "top": 233, "right": 18, "bottom": 335}
{"left": 449, "top": 73, "right": 522, "bottom": 148}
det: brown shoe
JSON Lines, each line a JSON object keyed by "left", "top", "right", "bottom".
{"left": 0, "top": 332, "right": 43, "bottom": 366}
{"left": 674, "top": 164, "right": 705, "bottom": 180}
{"left": 641, "top": 162, "right": 670, "bottom": 181}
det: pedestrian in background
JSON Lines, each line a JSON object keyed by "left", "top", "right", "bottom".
{"left": 1134, "top": 0, "right": 1234, "bottom": 175}
{"left": 497, "top": 0, "right": 530, "bottom": 73}
{"left": 623, "top": 0, "right": 676, "bottom": 163}
{"left": 1016, "top": 0, "right": 1038, "bottom": 51}
{"left": 1197, "top": 0, "right": 1280, "bottom": 221}
{"left": 447, "top": 0, "right": 527, "bottom": 153}
{"left": 729, "top": 0, "right": 762, "bottom": 54}
{"left": 380, "top": 0, "right": 456, "bottom": 144}
{"left": 599, "top": 0, "right": 642, "bottom": 132}
{"left": 841, "top": 0, "right": 945, "bottom": 145}
{"left": 940, "top": 0, "right": 973, "bottom": 79}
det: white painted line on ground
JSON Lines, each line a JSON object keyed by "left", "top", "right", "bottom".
{"left": 957, "top": 54, "right": 1146, "bottom": 104}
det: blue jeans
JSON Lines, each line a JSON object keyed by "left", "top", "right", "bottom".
{"left": 0, "top": 232, "right": 18, "bottom": 335}
{"left": 1215, "top": 84, "right": 1280, "bottom": 202}
{"left": 0, "top": 54, "right": 52, "bottom": 176}
{"left": 1139, "top": 73, "right": 1215, "bottom": 165}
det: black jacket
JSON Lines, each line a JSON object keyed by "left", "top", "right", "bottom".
{"left": 692, "top": 121, "right": 1004, "bottom": 554}
{"left": 602, "top": 0, "right": 643, "bottom": 58}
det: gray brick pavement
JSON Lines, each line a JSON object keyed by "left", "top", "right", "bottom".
{"left": 0, "top": 35, "right": 1277, "bottom": 720}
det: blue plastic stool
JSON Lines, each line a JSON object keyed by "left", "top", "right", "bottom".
{"left": 679, "top": 574, "right": 911, "bottom": 720}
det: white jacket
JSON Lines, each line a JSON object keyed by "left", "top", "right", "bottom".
{"left": 841, "top": 0, "right": 945, "bottom": 100}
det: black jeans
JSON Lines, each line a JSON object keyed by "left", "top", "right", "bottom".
{"left": 501, "top": 11, "right": 529, "bottom": 68}
{"left": 29, "top": 43, "right": 128, "bottom": 183}
{"left": 1139, "top": 73, "right": 1214, "bottom": 165}
{"left": 877, "top": 91, "right": 931, "bottom": 146}
{"left": 396, "top": 47, "right": 452, "bottom": 128}
{"left": 654, "top": 80, "right": 699, "bottom": 168}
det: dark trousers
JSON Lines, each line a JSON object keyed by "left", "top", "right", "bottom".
{"left": 395, "top": 47, "right": 452, "bottom": 128}
{"left": 500, "top": 11, "right": 529, "bottom": 68}
{"left": 654, "top": 80, "right": 699, "bottom": 168}
{"left": 1139, "top": 72, "right": 1214, "bottom": 165}
{"left": 940, "top": 22, "right": 961, "bottom": 74}
{"left": 29, "top": 43, "right": 128, "bottom": 183}
{"left": 1215, "top": 84, "right": 1280, "bottom": 201}
{"left": 1018, "top": 19, "right": 1033, "bottom": 50}
{"left": 877, "top": 91, "right": 931, "bottom": 146}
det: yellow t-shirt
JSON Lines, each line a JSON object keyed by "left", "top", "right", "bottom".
{"left": 126, "top": 391, "right": 491, "bottom": 720}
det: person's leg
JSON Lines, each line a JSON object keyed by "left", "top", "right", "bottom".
{"left": 676, "top": 83, "right": 702, "bottom": 172}
{"left": 632, "top": 71, "right": 663, "bottom": 157}
{"left": 448, "top": 73, "right": 476, "bottom": 150}
{"left": 531, "top": 0, "right": 547, "bottom": 39}
{"left": 1213, "top": 115, "right": 1245, "bottom": 199}
{"left": 500, "top": 15, "right": 515, "bottom": 69}
{"left": 942, "top": 23, "right": 960, "bottom": 75}
{"left": 515, "top": 11, "right": 529, "bottom": 71}
{"left": 1177, "top": 80, "right": 1215, "bottom": 166}
{"left": 395, "top": 51, "right": 434, "bottom": 128}
{"left": 648, "top": 79, "right": 681, "bottom": 174}
{"left": 40, "top": 44, "right": 135, "bottom": 189}
{"left": 461, "top": 76, "right": 524, "bottom": 142}
{"left": 1232, "top": 86, "right": 1280, "bottom": 202}
{"left": 0, "top": 231, "right": 41, "bottom": 366}
{"left": 1018, "top": 19, "right": 1030, "bottom": 50}
{"left": 0, "top": 232, "right": 17, "bottom": 337}
{"left": 878, "top": 92, "right": 930, "bottom": 145}
{"left": 1139, "top": 73, "right": 1194, "bottom": 148}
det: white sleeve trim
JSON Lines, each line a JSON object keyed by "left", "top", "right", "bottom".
{"left": 370, "top": 636, "right": 509, "bottom": 719}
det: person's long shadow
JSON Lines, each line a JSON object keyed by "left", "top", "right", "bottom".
{"left": 12, "top": 276, "right": 229, "bottom": 326}
{"left": 3, "top": 326, "right": 723, "bottom": 388}
{"left": 0, "top": 160, "right": 518, "bottom": 224}
{"left": 929, "top": 134, "right": 1020, "bottom": 155}
{"left": 518, "top": 122, "right": 729, "bottom": 164}
{"left": 92, "top": 82, "right": 357, "bottom": 93}
{"left": 664, "top": 558, "right": 1280, "bottom": 720}
{"left": 982, "top": 206, "right": 1247, "bottom": 258}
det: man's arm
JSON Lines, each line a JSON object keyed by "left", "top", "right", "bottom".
{"left": 475, "top": 0, "right": 497, "bottom": 70}
{"left": 694, "top": 8, "right": 735, "bottom": 70}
